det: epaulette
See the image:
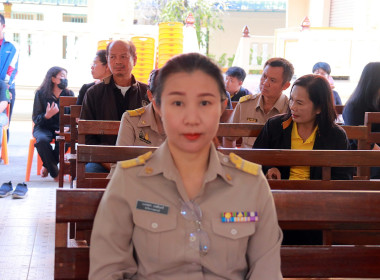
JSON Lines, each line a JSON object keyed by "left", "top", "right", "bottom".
{"left": 127, "top": 107, "right": 146, "bottom": 117}
{"left": 229, "top": 153, "right": 259, "bottom": 175}
{"left": 238, "top": 95, "right": 251, "bottom": 103}
{"left": 120, "top": 151, "right": 152, "bottom": 169}
{"left": 282, "top": 117, "right": 293, "bottom": 130}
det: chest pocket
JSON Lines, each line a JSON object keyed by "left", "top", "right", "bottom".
{"left": 132, "top": 209, "right": 178, "bottom": 263}
{"left": 212, "top": 218, "right": 256, "bottom": 240}
{"left": 133, "top": 209, "right": 177, "bottom": 233}
{"left": 211, "top": 218, "right": 257, "bottom": 270}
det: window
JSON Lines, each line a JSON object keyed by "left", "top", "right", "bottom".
{"left": 11, "top": 12, "right": 44, "bottom": 21}
{"left": 13, "top": 33, "right": 20, "bottom": 44}
{"left": 62, "top": 13, "right": 87, "bottom": 23}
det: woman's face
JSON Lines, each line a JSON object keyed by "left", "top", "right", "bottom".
{"left": 289, "top": 85, "right": 321, "bottom": 127}
{"left": 91, "top": 56, "right": 108, "bottom": 80}
{"left": 51, "top": 70, "right": 67, "bottom": 85}
{"left": 155, "top": 70, "right": 224, "bottom": 155}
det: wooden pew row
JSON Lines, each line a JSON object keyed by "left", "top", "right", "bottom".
{"left": 55, "top": 188, "right": 380, "bottom": 279}
{"left": 76, "top": 144, "right": 380, "bottom": 189}
{"left": 57, "top": 96, "right": 78, "bottom": 188}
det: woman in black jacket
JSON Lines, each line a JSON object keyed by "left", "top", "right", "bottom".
{"left": 32, "top": 66, "right": 74, "bottom": 180}
{"left": 343, "top": 62, "right": 380, "bottom": 178}
{"left": 254, "top": 74, "right": 352, "bottom": 180}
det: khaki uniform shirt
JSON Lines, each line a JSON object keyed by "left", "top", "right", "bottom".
{"left": 116, "top": 103, "right": 166, "bottom": 147}
{"left": 90, "top": 141, "right": 283, "bottom": 280}
{"left": 227, "top": 93, "right": 289, "bottom": 148}
{"left": 108, "top": 103, "right": 166, "bottom": 178}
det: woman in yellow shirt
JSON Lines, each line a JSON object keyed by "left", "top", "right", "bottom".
{"left": 254, "top": 74, "right": 353, "bottom": 180}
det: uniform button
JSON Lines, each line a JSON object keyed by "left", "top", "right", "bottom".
{"left": 231, "top": 228, "right": 238, "bottom": 235}
{"left": 142, "top": 120, "right": 146, "bottom": 124}
{"left": 145, "top": 167, "right": 153, "bottom": 174}
{"left": 189, "top": 234, "right": 197, "bottom": 242}
{"left": 223, "top": 157, "right": 228, "bottom": 163}
{"left": 151, "top": 222, "right": 158, "bottom": 229}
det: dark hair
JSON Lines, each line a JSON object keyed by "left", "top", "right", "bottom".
{"left": 38, "top": 66, "right": 68, "bottom": 98}
{"left": 96, "top": 50, "right": 107, "bottom": 65}
{"left": 312, "top": 62, "right": 331, "bottom": 75}
{"left": 148, "top": 69, "right": 159, "bottom": 96}
{"left": 288, "top": 74, "right": 337, "bottom": 135}
{"left": 264, "top": 57, "right": 294, "bottom": 84}
{"left": 346, "top": 62, "right": 380, "bottom": 112}
{"left": 155, "top": 53, "right": 227, "bottom": 106}
{"left": 226, "top": 66, "right": 246, "bottom": 82}
{"left": 0, "top": 14, "right": 5, "bottom": 25}
{"left": 106, "top": 40, "right": 136, "bottom": 60}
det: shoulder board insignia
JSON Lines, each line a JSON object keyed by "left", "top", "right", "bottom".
{"left": 120, "top": 151, "right": 152, "bottom": 169}
{"left": 229, "top": 153, "right": 259, "bottom": 175}
{"left": 239, "top": 95, "right": 251, "bottom": 103}
{"left": 127, "top": 107, "right": 146, "bottom": 117}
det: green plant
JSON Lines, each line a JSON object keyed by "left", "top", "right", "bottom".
{"left": 217, "top": 53, "right": 227, "bottom": 68}
{"left": 227, "top": 54, "right": 235, "bottom": 67}
{"left": 137, "top": 0, "right": 226, "bottom": 54}
{"left": 256, "top": 55, "right": 263, "bottom": 66}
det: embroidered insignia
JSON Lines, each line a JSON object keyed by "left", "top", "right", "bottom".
{"left": 221, "top": 211, "right": 259, "bottom": 223}
{"left": 120, "top": 151, "right": 152, "bottom": 169}
{"left": 139, "top": 130, "right": 152, "bottom": 144}
{"left": 127, "top": 107, "right": 146, "bottom": 117}
{"left": 229, "top": 153, "right": 259, "bottom": 175}
{"left": 282, "top": 117, "right": 292, "bottom": 130}
{"left": 246, "top": 117, "right": 258, "bottom": 122}
{"left": 239, "top": 95, "right": 251, "bottom": 103}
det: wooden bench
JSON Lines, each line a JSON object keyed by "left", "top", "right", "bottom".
{"left": 57, "top": 96, "right": 78, "bottom": 188}
{"left": 335, "top": 104, "right": 344, "bottom": 115}
{"left": 55, "top": 188, "right": 380, "bottom": 279}
{"left": 76, "top": 144, "right": 380, "bottom": 189}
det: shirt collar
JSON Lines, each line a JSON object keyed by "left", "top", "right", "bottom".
{"left": 139, "top": 141, "right": 233, "bottom": 185}
{"left": 138, "top": 103, "right": 163, "bottom": 135}
{"left": 256, "top": 93, "right": 288, "bottom": 112}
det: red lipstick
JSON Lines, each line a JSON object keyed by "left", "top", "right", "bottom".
{"left": 184, "top": 133, "right": 201, "bottom": 140}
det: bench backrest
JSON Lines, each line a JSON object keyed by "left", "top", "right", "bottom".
{"left": 76, "top": 144, "right": 380, "bottom": 189}
{"left": 365, "top": 111, "right": 380, "bottom": 146}
{"left": 55, "top": 188, "right": 380, "bottom": 279}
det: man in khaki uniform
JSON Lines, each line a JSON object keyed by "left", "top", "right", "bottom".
{"left": 90, "top": 141, "right": 283, "bottom": 280}
{"left": 224, "top": 57, "right": 294, "bottom": 148}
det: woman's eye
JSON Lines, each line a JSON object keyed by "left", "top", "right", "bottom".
{"left": 173, "top": 101, "right": 182, "bottom": 106}
{"left": 201, "top": 100, "right": 210, "bottom": 106}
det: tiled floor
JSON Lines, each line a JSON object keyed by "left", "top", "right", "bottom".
{"left": 0, "top": 187, "right": 55, "bottom": 280}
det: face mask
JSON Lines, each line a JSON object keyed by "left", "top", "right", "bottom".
{"left": 58, "top": 78, "right": 68, "bottom": 90}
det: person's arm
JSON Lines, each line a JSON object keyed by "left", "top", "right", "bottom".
{"left": 4, "top": 42, "right": 20, "bottom": 87}
{"left": 331, "top": 128, "right": 354, "bottom": 180}
{"left": 0, "top": 101, "right": 7, "bottom": 114}
{"left": 222, "top": 103, "right": 242, "bottom": 148}
{"left": 80, "top": 88, "right": 99, "bottom": 145}
{"left": 253, "top": 120, "right": 277, "bottom": 176}
{"left": 246, "top": 172, "right": 283, "bottom": 279}
{"left": 108, "top": 112, "right": 136, "bottom": 178}
{"left": 89, "top": 164, "right": 137, "bottom": 280}
{"left": 32, "top": 91, "right": 50, "bottom": 126}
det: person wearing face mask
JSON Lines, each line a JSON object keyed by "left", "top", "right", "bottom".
{"left": 32, "top": 66, "right": 74, "bottom": 182}
{"left": 76, "top": 50, "right": 112, "bottom": 105}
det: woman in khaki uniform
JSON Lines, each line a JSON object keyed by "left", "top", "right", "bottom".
{"left": 116, "top": 70, "right": 165, "bottom": 147}
{"left": 90, "top": 53, "right": 283, "bottom": 280}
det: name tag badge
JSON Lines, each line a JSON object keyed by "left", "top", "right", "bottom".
{"left": 136, "top": 200, "right": 169, "bottom": 215}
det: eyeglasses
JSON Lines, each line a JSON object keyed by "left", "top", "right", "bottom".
{"left": 180, "top": 200, "right": 210, "bottom": 255}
